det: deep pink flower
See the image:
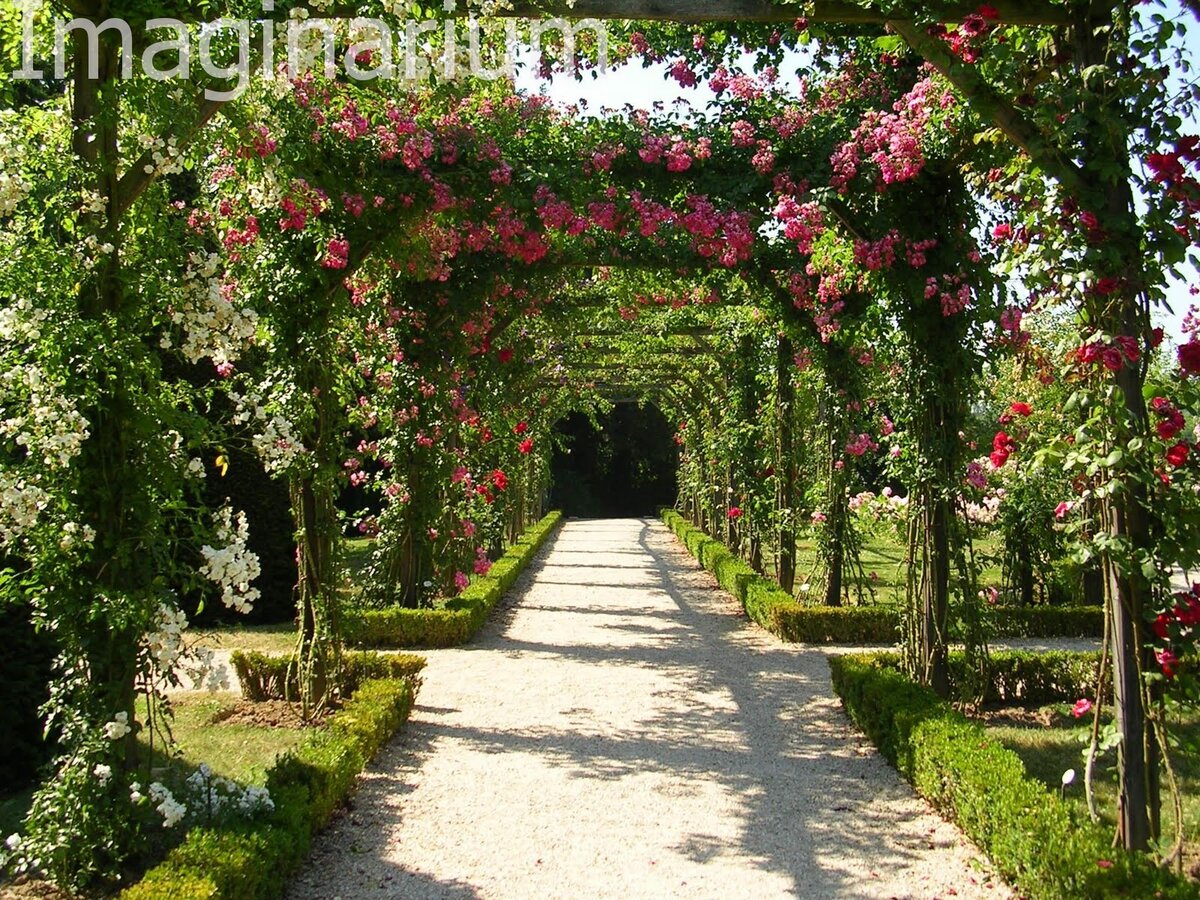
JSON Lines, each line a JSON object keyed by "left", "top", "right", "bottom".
{"left": 1101, "top": 346, "right": 1124, "bottom": 372}
{"left": 1157, "top": 647, "right": 1180, "bottom": 679}
{"left": 727, "top": 507, "right": 742, "bottom": 520}
{"left": 1179, "top": 339, "right": 1200, "bottom": 375}
{"left": 322, "top": 237, "right": 350, "bottom": 269}
{"left": 1072, "top": 698, "right": 1092, "bottom": 719}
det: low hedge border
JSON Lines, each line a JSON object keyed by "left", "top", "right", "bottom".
{"left": 121, "top": 670, "right": 421, "bottom": 899}
{"left": 663, "top": 508, "right": 898, "bottom": 643}
{"left": 231, "top": 649, "right": 428, "bottom": 702}
{"left": 346, "top": 510, "right": 562, "bottom": 648}
{"left": 661, "top": 509, "right": 1103, "bottom": 643}
{"left": 829, "top": 653, "right": 1192, "bottom": 898}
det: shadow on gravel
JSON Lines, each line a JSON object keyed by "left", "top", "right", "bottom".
{"left": 290, "top": 517, "right": 993, "bottom": 899}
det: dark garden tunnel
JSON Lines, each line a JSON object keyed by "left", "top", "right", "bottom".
{"left": 549, "top": 403, "right": 679, "bottom": 517}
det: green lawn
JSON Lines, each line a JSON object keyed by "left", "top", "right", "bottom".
{"left": 986, "top": 704, "right": 1200, "bottom": 875}
{"left": 193, "top": 622, "right": 296, "bottom": 655}
{"left": 344, "top": 536, "right": 373, "bottom": 582}
{"left": 761, "top": 531, "right": 1003, "bottom": 604}
{"left": 194, "top": 537, "right": 376, "bottom": 654}
{"left": 0, "top": 693, "right": 308, "bottom": 844}
{"left": 144, "top": 693, "right": 309, "bottom": 785}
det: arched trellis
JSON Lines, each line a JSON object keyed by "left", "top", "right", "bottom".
{"left": 6, "top": 1, "right": 1191, "bottom": 885}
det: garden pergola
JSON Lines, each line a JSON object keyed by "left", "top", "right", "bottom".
{"left": 3, "top": 2, "right": 1193, "bottom": 892}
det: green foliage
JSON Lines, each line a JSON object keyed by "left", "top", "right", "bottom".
{"left": 979, "top": 605, "right": 1104, "bottom": 640}
{"left": 664, "top": 509, "right": 1101, "bottom": 643}
{"left": 345, "top": 511, "right": 561, "bottom": 648}
{"left": 828, "top": 654, "right": 1194, "bottom": 899}
{"left": 770, "top": 602, "right": 898, "bottom": 643}
{"left": 867, "top": 649, "right": 1102, "bottom": 707}
{"left": 0, "top": 597, "right": 55, "bottom": 789}
{"left": 121, "top": 675, "right": 418, "bottom": 900}
{"left": 231, "top": 650, "right": 427, "bottom": 702}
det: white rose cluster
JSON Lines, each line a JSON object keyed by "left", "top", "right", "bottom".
{"left": 0, "top": 471, "right": 49, "bottom": 546}
{"left": 162, "top": 252, "right": 260, "bottom": 369}
{"left": 143, "top": 601, "right": 232, "bottom": 692}
{"left": 148, "top": 782, "right": 188, "bottom": 828}
{"left": 103, "top": 712, "right": 132, "bottom": 741}
{"left": 137, "top": 132, "right": 185, "bottom": 177}
{"left": 0, "top": 364, "right": 91, "bottom": 468}
{"left": 0, "top": 131, "right": 30, "bottom": 218}
{"left": 58, "top": 520, "right": 96, "bottom": 551}
{"left": 199, "top": 507, "right": 261, "bottom": 614}
{"left": 185, "top": 764, "right": 275, "bottom": 818}
{"left": 0, "top": 297, "right": 47, "bottom": 342}
{"left": 964, "top": 492, "right": 1004, "bottom": 525}
{"left": 229, "top": 383, "right": 309, "bottom": 474}
{"left": 135, "top": 766, "right": 273, "bottom": 831}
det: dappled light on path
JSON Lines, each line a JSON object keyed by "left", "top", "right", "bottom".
{"left": 289, "top": 519, "right": 1006, "bottom": 899}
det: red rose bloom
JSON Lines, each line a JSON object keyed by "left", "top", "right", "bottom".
{"left": 1166, "top": 443, "right": 1190, "bottom": 467}
{"left": 514, "top": 421, "right": 529, "bottom": 434}
{"left": 1158, "top": 419, "right": 1183, "bottom": 441}
{"left": 1009, "top": 402, "right": 1033, "bottom": 417}
{"left": 518, "top": 438, "right": 534, "bottom": 454}
{"left": 1114, "top": 335, "right": 1140, "bottom": 363}
{"left": 1179, "top": 339, "right": 1200, "bottom": 375}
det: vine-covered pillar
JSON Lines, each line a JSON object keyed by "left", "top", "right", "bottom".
{"left": 893, "top": 9, "right": 1160, "bottom": 849}
{"left": 1092, "top": 187, "right": 1160, "bottom": 854}
{"left": 776, "top": 333, "right": 797, "bottom": 592}
{"left": 290, "top": 346, "right": 344, "bottom": 716}
{"left": 70, "top": 28, "right": 145, "bottom": 764}
{"left": 730, "top": 333, "right": 763, "bottom": 568}
{"left": 820, "top": 345, "right": 856, "bottom": 608}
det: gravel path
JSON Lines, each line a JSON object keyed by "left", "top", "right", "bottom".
{"left": 289, "top": 518, "right": 1008, "bottom": 900}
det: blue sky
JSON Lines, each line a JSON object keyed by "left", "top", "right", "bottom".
{"left": 514, "top": 5, "right": 1200, "bottom": 337}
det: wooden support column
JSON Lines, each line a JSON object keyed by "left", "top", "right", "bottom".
{"left": 776, "top": 334, "right": 797, "bottom": 593}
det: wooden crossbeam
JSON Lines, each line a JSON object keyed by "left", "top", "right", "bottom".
{"left": 574, "top": 326, "right": 720, "bottom": 337}
{"left": 143, "top": 0, "right": 1076, "bottom": 30}
{"left": 498, "top": 1, "right": 1074, "bottom": 26}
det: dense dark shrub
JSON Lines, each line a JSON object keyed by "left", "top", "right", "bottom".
{"left": 0, "top": 598, "right": 55, "bottom": 790}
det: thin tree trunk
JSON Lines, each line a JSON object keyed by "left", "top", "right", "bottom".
{"left": 776, "top": 335, "right": 797, "bottom": 593}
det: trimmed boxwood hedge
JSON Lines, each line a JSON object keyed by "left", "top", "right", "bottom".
{"left": 663, "top": 508, "right": 898, "bottom": 643}
{"left": 121, "top": 671, "right": 421, "bottom": 899}
{"left": 344, "top": 510, "right": 562, "bottom": 649}
{"left": 829, "top": 653, "right": 1193, "bottom": 899}
{"left": 662, "top": 509, "right": 1103, "bottom": 643}
{"left": 231, "top": 649, "right": 428, "bottom": 702}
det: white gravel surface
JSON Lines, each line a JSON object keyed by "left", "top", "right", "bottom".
{"left": 288, "top": 518, "right": 1009, "bottom": 900}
